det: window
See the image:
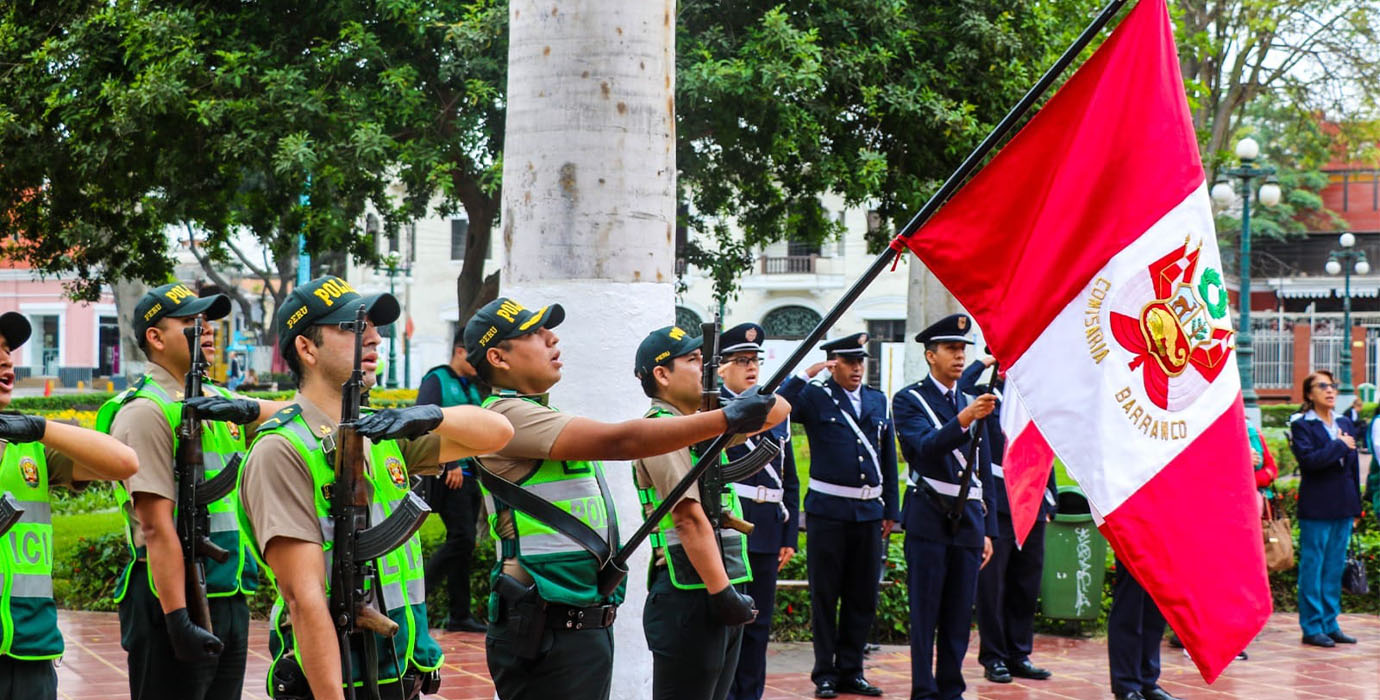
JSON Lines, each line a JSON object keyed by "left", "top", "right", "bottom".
{"left": 865, "top": 319, "right": 907, "bottom": 389}
{"left": 761, "top": 306, "right": 822, "bottom": 340}
{"left": 451, "top": 219, "right": 469, "bottom": 261}
{"left": 787, "top": 239, "right": 821, "bottom": 257}
{"left": 675, "top": 307, "right": 704, "bottom": 336}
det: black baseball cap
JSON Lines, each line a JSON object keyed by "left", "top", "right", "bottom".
{"left": 133, "top": 283, "right": 231, "bottom": 339}
{"left": 0, "top": 312, "right": 31, "bottom": 350}
{"left": 276, "top": 276, "right": 400, "bottom": 357}
{"left": 635, "top": 325, "right": 703, "bottom": 378}
{"left": 463, "top": 297, "right": 565, "bottom": 369}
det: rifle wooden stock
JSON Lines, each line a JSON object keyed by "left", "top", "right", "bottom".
{"left": 355, "top": 603, "right": 400, "bottom": 637}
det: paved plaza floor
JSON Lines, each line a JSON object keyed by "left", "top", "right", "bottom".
{"left": 52, "top": 610, "right": 1380, "bottom": 699}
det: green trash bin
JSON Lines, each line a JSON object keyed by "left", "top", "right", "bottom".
{"left": 1040, "top": 486, "right": 1108, "bottom": 620}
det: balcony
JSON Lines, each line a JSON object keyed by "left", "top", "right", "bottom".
{"left": 761, "top": 255, "right": 817, "bottom": 274}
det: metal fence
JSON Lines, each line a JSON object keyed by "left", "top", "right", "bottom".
{"left": 1250, "top": 318, "right": 1293, "bottom": 389}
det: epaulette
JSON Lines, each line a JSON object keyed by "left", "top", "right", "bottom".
{"left": 112, "top": 374, "right": 150, "bottom": 405}
{"left": 258, "top": 404, "right": 302, "bottom": 432}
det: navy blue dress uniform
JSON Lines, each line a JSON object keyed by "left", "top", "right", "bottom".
{"left": 958, "top": 360, "right": 1056, "bottom": 683}
{"left": 891, "top": 315, "right": 997, "bottom": 700}
{"left": 720, "top": 324, "right": 801, "bottom": 700}
{"left": 1107, "top": 561, "right": 1179, "bottom": 700}
{"left": 777, "top": 332, "right": 898, "bottom": 698}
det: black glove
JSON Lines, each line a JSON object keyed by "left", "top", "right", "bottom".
{"left": 721, "top": 387, "right": 774, "bottom": 435}
{"left": 355, "top": 405, "right": 445, "bottom": 441}
{"left": 707, "top": 585, "right": 757, "bottom": 627}
{"left": 164, "top": 607, "right": 224, "bottom": 661}
{"left": 0, "top": 413, "right": 46, "bottom": 443}
{"left": 184, "top": 396, "right": 261, "bottom": 425}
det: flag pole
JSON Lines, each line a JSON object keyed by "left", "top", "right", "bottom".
{"left": 601, "top": 0, "right": 1128, "bottom": 584}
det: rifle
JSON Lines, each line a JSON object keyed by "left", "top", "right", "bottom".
{"left": 328, "top": 306, "right": 431, "bottom": 700}
{"left": 597, "top": 0, "right": 1124, "bottom": 597}
{"left": 947, "top": 362, "right": 1001, "bottom": 536}
{"left": 177, "top": 317, "right": 241, "bottom": 636}
{"left": 695, "top": 316, "right": 766, "bottom": 538}
{"left": 0, "top": 493, "right": 22, "bottom": 537}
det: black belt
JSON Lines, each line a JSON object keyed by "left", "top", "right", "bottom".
{"left": 545, "top": 602, "right": 618, "bottom": 630}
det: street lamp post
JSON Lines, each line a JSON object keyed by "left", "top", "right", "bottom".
{"left": 1211, "top": 137, "right": 1281, "bottom": 424}
{"left": 383, "top": 251, "right": 402, "bottom": 389}
{"left": 1326, "top": 232, "right": 1370, "bottom": 400}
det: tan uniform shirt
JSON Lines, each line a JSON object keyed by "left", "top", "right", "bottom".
{"left": 632, "top": 399, "right": 700, "bottom": 568}
{"left": 108, "top": 363, "right": 247, "bottom": 548}
{"left": 0, "top": 443, "right": 79, "bottom": 491}
{"left": 238, "top": 393, "right": 441, "bottom": 555}
{"left": 475, "top": 396, "right": 577, "bottom": 582}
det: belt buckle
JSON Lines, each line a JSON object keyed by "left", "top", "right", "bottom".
{"left": 601, "top": 605, "right": 618, "bottom": 627}
{"left": 755, "top": 485, "right": 769, "bottom": 503}
{"left": 861, "top": 485, "right": 879, "bottom": 500}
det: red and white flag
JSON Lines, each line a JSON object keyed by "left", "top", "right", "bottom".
{"left": 903, "top": 0, "right": 1268, "bottom": 682}
{"left": 998, "top": 381, "right": 1055, "bottom": 548}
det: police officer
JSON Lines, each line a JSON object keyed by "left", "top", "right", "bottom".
{"left": 959, "top": 356, "right": 1056, "bottom": 685}
{"left": 463, "top": 298, "right": 786, "bottom": 700}
{"left": 0, "top": 312, "right": 138, "bottom": 700}
{"left": 417, "top": 330, "right": 488, "bottom": 633}
{"left": 633, "top": 325, "right": 775, "bottom": 700}
{"left": 96, "top": 283, "right": 286, "bottom": 700}
{"left": 779, "top": 332, "right": 897, "bottom": 698}
{"left": 891, "top": 314, "right": 997, "bottom": 700}
{"left": 1107, "top": 562, "right": 1181, "bottom": 700}
{"left": 719, "top": 323, "right": 799, "bottom": 700}
{"left": 235, "top": 276, "right": 514, "bottom": 700}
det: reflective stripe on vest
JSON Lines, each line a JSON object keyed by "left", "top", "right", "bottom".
{"left": 476, "top": 395, "right": 623, "bottom": 608}
{"left": 636, "top": 407, "right": 751, "bottom": 591}
{"left": 240, "top": 411, "right": 443, "bottom": 683}
{"left": 95, "top": 376, "right": 257, "bottom": 601}
{"left": 0, "top": 442, "right": 63, "bottom": 660}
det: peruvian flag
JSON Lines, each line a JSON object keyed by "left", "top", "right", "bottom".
{"left": 998, "top": 381, "right": 1055, "bottom": 548}
{"left": 903, "top": 0, "right": 1268, "bottom": 682}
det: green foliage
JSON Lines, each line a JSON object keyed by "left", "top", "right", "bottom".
{"left": 52, "top": 483, "right": 120, "bottom": 516}
{"left": 52, "top": 533, "right": 126, "bottom": 613}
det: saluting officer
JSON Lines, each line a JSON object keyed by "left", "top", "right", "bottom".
{"left": 633, "top": 325, "right": 777, "bottom": 700}
{"left": 0, "top": 312, "right": 138, "bottom": 700}
{"left": 719, "top": 323, "right": 800, "bottom": 700}
{"left": 462, "top": 298, "right": 785, "bottom": 700}
{"left": 959, "top": 356, "right": 1056, "bottom": 685}
{"left": 891, "top": 314, "right": 997, "bottom": 700}
{"left": 96, "top": 283, "right": 286, "bottom": 700}
{"left": 235, "top": 276, "right": 513, "bottom": 699}
{"left": 779, "top": 332, "right": 897, "bottom": 699}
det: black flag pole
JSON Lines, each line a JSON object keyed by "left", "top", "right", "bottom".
{"left": 600, "top": 0, "right": 1127, "bottom": 591}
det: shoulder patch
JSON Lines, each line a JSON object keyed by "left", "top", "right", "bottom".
{"left": 259, "top": 404, "right": 303, "bottom": 431}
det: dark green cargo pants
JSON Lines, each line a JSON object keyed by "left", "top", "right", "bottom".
{"left": 0, "top": 656, "right": 57, "bottom": 700}
{"left": 643, "top": 568, "right": 744, "bottom": 700}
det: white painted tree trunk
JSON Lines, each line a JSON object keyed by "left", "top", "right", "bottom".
{"left": 903, "top": 258, "right": 968, "bottom": 383}
{"left": 501, "top": 2, "right": 675, "bottom": 698}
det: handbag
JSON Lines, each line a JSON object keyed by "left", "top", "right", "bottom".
{"left": 1342, "top": 535, "right": 1369, "bottom": 596}
{"left": 1261, "top": 499, "right": 1294, "bottom": 573}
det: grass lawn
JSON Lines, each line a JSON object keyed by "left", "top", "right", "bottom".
{"left": 53, "top": 510, "right": 125, "bottom": 560}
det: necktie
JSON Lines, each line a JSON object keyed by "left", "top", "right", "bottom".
{"left": 947, "top": 390, "right": 958, "bottom": 413}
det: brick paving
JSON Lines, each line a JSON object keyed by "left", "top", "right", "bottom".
{"left": 53, "top": 610, "right": 1380, "bottom": 699}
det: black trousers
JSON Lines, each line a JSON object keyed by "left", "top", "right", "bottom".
{"left": 1107, "top": 559, "right": 1166, "bottom": 695}
{"left": 424, "top": 476, "right": 482, "bottom": 622}
{"left": 118, "top": 563, "right": 249, "bottom": 700}
{"left": 644, "top": 567, "right": 744, "bottom": 700}
{"left": 486, "top": 608, "right": 614, "bottom": 700}
{"left": 727, "top": 552, "right": 779, "bottom": 700}
{"left": 905, "top": 536, "right": 981, "bottom": 700}
{"left": 977, "top": 517, "right": 1046, "bottom": 667}
{"left": 806, "top": 516, "right": 883, "bottom": 685}
{"left": 0, "top": 656, "right": 56, "bottom": 700}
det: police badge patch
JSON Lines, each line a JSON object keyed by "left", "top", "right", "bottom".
{"left": 385, "top": 457, "right": 407, "bottom": 487}
{"left": 19, "top": 457, "right": 39, "bottom": 487}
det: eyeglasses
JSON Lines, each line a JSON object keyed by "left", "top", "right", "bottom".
{"left": 1313, "top": 382, "right": 1338, "bottom": 391}
{"left": 725, "top": 356, "right": 761, "bottom": 367}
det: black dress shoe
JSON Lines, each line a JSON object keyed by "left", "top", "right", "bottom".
{"left": 839, "top": 677, "right": 883, "bottom": 696}
{"left": 983, "top": 662, "right": 1012, "bottom": 683}
{"left": 815, "top": 680, "right": 839, "bottom": 699}
{"left": 1009, "top": 658, "right": 1052, "bottom": 680}
{"left": 1143, "top": 687, "right": 1182, "bottom": 700}
{"left": 1302, "top": 633, "right": 1336, "bottom": 647}
{"left": 445, "top": 616, "right": 488, "bottom": 633}
{"left": 1328, "top": 630, "right": 1358, "bottom": 644}
{"left": 1113, "top": 692, "right": 1146, "bottom": 700}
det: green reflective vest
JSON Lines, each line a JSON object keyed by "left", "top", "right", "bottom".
{"left": 95, "top": 375, "right": 258, "bottom": 601}
{"left": 477, "top": 395, "right": 624, "bottom": 608}
{"left": 0, "top": 442, "right": 62, "bottom": 660}
{"left": 637, "top": 407, "right": 751, "bottom": 590}
{"left": 421, "top": 366, "right": 482, "bottom": 473}
{"left": 238, "top": 407, "right": 442, "bottom": 690}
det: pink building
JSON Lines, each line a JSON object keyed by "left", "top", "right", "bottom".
{"left": 0, "top": 260, "right": 119, "bottom": 383}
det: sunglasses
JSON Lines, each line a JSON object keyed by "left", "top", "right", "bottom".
{"left": 1313, "top": 382, "right": 1338, "bottom": 391}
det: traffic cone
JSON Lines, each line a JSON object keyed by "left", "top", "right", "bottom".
{"left": 43, "top": 379, "right": 52, "bottom": 397}
{"left": 107, "top": 380, "right": 115, "bottom": 392}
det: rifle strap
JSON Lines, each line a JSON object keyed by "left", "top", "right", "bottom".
{"left": 476, "top": 461, "right": 614, "bottom": 565}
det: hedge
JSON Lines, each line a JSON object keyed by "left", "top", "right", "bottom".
{"left": 1262, "top": 402, "right": 1379, "bottom": 429}
{"left": 13, "top": 388, "right": 420, "bottom": 412}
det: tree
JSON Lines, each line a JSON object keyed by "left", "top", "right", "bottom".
{"left": 675, "top": 0, "right": 1103, "bottom": 306}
